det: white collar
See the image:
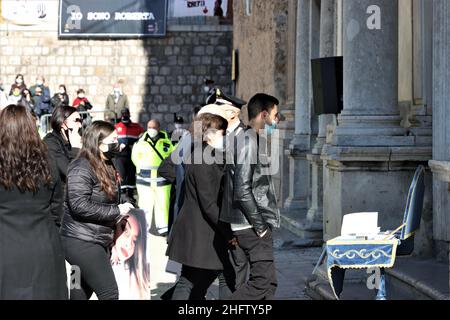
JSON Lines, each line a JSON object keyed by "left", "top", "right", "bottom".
{"left": 227, "top": 121, "right": 241, "bottom": 135}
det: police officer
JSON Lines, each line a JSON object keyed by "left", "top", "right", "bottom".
{"left": 170, "top": 115, "right": 189, "bottom": 146}
{"left": 204, "top": 79, "right": 216, "bottom": 104}
{"left": 132, "top": 119, "right": 174, "bottom": 236}
{"left": 114, "top": 108, "right": 145, "bottom": 203}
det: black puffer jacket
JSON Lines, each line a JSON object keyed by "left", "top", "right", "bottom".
{"left": 60, "top": 157, "right": 122, "bottom": 248}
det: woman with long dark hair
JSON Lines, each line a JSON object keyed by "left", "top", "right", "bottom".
{"left": 8, "top": 74, "right": 27, "bottom": 95}
{"left": 0, "top": 104, "right": 67, "bottom": 299}
{"left": 51, "top": 84, "right": 70, "bottom": 110}
{"left": 166, "top": 113, "right": 235, "bottom": 300}
{"left": 111, "top": 210, "right": 150, "bottom": 299}
{"left": 60, "top": 121, "right": 134, "bottom": 300}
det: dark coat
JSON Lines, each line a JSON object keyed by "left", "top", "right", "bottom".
{"left": 0, "top": 159, "right": 67, "bottom": 299}
{"left": 158, "top": 134, "right": 193, "bottom": 233}
{"left": 44, "top": 132, "right": 80, "bottom": 226}
{"left": 166, "top": 144, "right": 233, "bottom": 270}
{"left": 44, "top": 131, "right": 80, "bottom": 186}
{"left": 60, "top": 157, "right": 122, "bottom": 248}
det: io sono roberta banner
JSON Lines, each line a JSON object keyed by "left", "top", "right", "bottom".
{"left": 59, "top": 0, "right": 167, "bottom": 38}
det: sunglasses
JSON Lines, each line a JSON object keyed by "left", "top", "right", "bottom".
{"left": 74, "top": 118, "right": 83, "bottom": 123}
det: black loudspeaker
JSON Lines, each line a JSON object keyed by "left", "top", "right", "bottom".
{"left": 311, "top": 56, "right": 343, "bottom": 115}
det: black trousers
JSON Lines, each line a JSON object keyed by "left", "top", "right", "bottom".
{"left": 162, "top": 251, "right": 237, "bottom": 300}
{"left": 115, "top": 155, "right": 137, "bottom": 188}
{"left": 62, "top": 236, "right": 118, "bottom": 300}
{"left": 230, "top": 228, "right": 277, "bottom": 300}
{"left": 172, "top": 265, "right": 221, "bottom": 300}
{"left": 229, "top": 244, "right": 249, "bottom": 290}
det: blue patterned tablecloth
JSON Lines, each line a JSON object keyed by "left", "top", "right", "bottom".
{"left": 326, "top": 237, "right": 399, "bottom": 299}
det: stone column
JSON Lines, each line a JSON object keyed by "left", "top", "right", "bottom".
{"left": 305, "top": 0, "right": 337, "bottom": 236}
{"left": 276, "top": 0, "right": 297, "bottom": 208}
{"left": 331, "top": 0, "right": 409, "bottom": 144}
{"left": 321, "top": 0, "right": 432, "bottom": 243}
{"left": 284, "top": 0, "right": 312, "bottom": 213}
{"left": 430, "top": 1, "right": 450, "bottom": 293}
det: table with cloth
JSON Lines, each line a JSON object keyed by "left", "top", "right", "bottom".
{"left": 326, "top": 236, "right": 400, "bottom": 300}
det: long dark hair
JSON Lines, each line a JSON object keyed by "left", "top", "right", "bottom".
{"left": 50, "top": 105, "right": 76, "bottom": 132}
{"left": 126, "top": 211, "right": 150, "bottom": 298}
{"left": 0, "top": 104, "right": 52, "bottom": 193}
{"left": 78, "top": 121, "right": 117, "bottom": 199}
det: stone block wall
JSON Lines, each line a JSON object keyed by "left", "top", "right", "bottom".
{"left": 0, "top": 19, "right": 233, "bottom": 131}
{"left": 232, "top": 0, "right": 288, "bottom": 109}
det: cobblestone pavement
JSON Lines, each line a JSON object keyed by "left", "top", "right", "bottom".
{"left": 149, "top": 227, "right": 323, "bottom": 300}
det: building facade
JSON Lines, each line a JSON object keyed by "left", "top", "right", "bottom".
{"left": 0, "top": 2, "right": 233, "bottom": 130}
{"left": 234, "top": 0, "right": 449, "bottom": 297}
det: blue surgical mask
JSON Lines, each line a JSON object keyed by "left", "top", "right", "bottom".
{"left": 265, "top": 120, "right": 277, "bottom": 135}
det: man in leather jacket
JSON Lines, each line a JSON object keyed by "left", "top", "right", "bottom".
{"left": 228, "top": 93, "right": 281, "bottom": 300}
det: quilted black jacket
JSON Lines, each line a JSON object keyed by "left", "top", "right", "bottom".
{"left": 60, "top": 157, "right": 122, "bottom": 248}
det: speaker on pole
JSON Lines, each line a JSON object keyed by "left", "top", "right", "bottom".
{"left": 311, "top": 56, "right": 343, "bottom": 115}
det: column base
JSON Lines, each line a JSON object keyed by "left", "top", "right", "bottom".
{"left": 284, "top": 134, "right": 312, "bottom": 213}
{"left": 280, "top": 210, "right": 323, "bottom": 245}
{"left": 284, "top": 197, "right": 308, "bottom": 212}
{"left": 321, "top": 157, "right": 433, "bottom": 257}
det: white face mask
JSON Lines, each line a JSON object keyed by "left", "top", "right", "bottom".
{"left": 16, "top": 78, "right": 23, "bottom": 84}
{"left": 147, "top": 128, "right": 159, "bottom": 139}
{"left": 78, "top": 94, "right": 85, "bottom": 99}
{"left": 203, "top": 86, "right": 210, "bottom": 93}
{"left": 174, "top": 123, "right": 183, "bottom": 129}
{"left": 114, "top": 88, "right": 121, "bottom": 94}
{"left": 36, "top": 80, "right": 43, "bottom": 86}
{"left": 209, "top": 135, "right": 224, "bottom": 151}
{"left": 59, "top": 89, "right": 65, "bottom": 94}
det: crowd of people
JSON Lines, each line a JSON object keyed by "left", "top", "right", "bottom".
{"left": 0, "top": 75, "right": 282, "bottom": 300}
{"left": 0, "top": 75, "right": 138, "bottom": 133}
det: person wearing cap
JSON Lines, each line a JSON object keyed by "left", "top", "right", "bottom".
{"left": 114, "top": 108, "right": 145, "bottom": 203}
{"left": 132, "top": 119, "right": 174, "bottom": 236}
{"left": 170, "top": 115, "right": 189, "bottom": 146}
{"left": 160, "top": 103, "right": 238, "bottom": 300}
{"left": 203, "top": 88, "right": 251, "bottom": 291}
{"left": 203, "top": 79, "right": 216, "bottom": 104}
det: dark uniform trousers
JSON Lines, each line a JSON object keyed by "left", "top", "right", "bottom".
{"left": 230, "top": 228, "right": 277, "bottom": 300}
{"left": 216, "top": 245, "right": 248, "bottom": 299}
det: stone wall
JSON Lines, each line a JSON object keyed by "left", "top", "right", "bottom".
{"left": 233, "top": 0, "right": 288, "bottom": 112}
{"left": 0, "top": 18, "right": 233, "bottom": 130}
{"left": 233, "top": 0, "right": 294, "bottom": 209}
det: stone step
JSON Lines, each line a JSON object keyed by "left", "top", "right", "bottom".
{"left": 385, "top": 257, "right": 449, "bottom": 300}
{"left": 280, "top": 213, "right": 323, "bottom": 246}
{"left": 305, "top": 256, "right": 450, "bottom": 300}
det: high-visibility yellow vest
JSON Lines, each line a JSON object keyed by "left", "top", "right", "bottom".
{"left": 132, "top": 130, "right": 174, "bottom": 187}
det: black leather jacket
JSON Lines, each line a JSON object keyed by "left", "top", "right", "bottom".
{"left": 221, "top": 126, "right": 280, "bottom": 236}
{"left": 60, "top": 157, "right": 122, "bottom": 248}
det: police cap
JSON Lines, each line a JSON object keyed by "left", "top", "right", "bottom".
{"left": 206, "top": 88, "right": 247, "bottom": 109}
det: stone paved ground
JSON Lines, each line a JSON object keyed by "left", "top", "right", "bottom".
{"left": 149, "top": 227, "right": 323, "bottom": 300}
